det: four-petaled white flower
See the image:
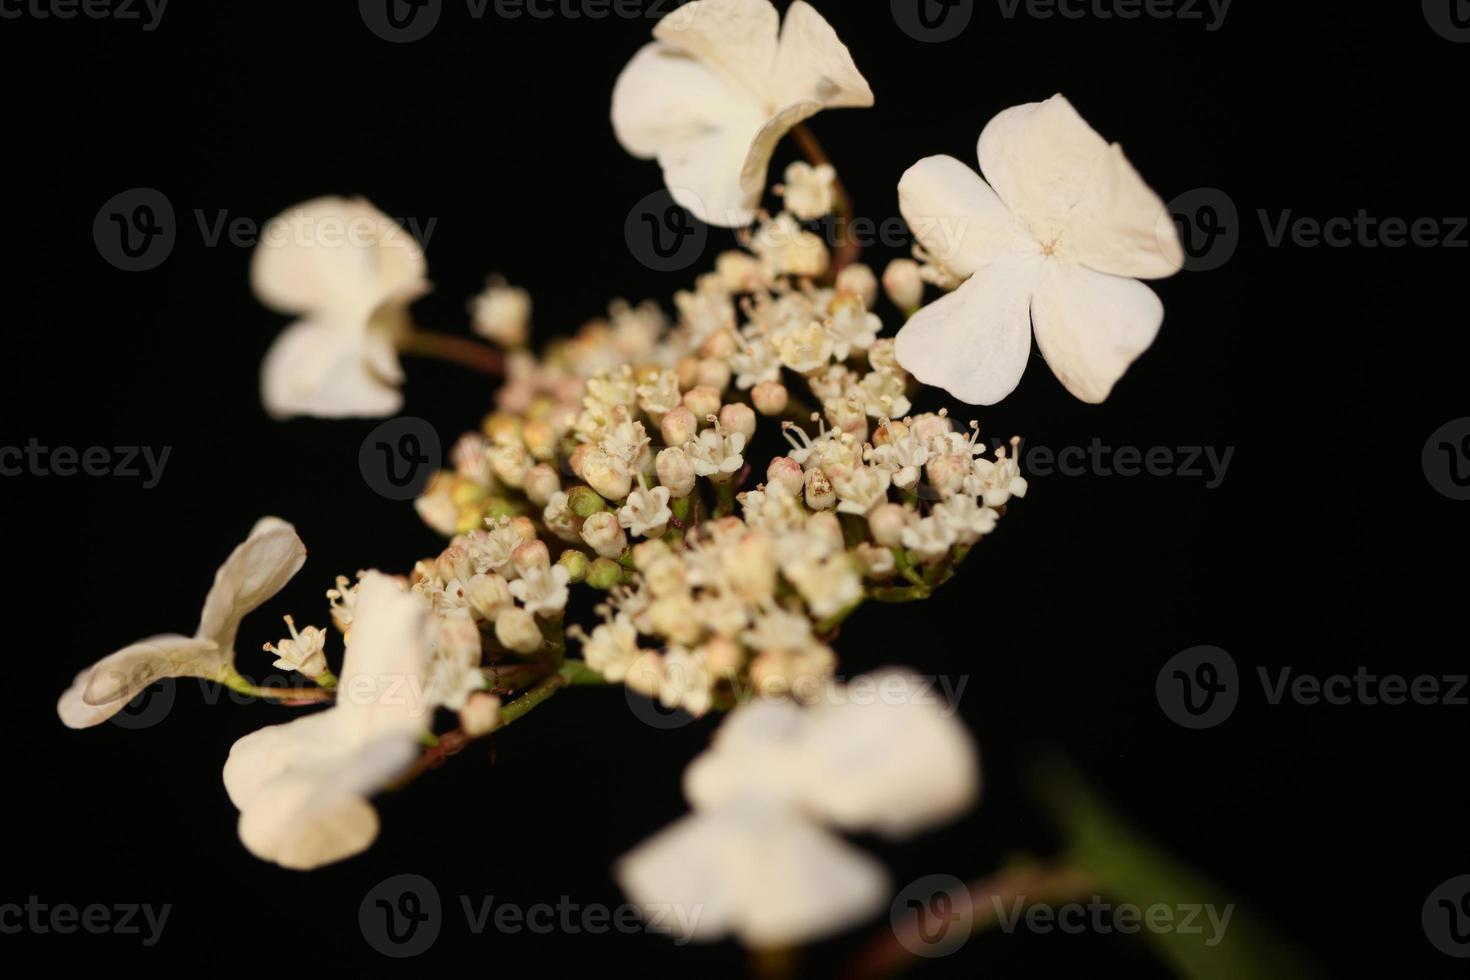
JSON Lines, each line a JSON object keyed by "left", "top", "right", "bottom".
{"left": 222, "top": 572, "right": 433, "bottom": 870}
{"left": 895, "top": 94, "right": 1184, "bottom": 405}
{"left": 612, "top": 0, "right": 873, "bottom": 227}
{"left": 253, "top": 196, "right": 429, "bottom": 419}
{"left": 616, "top": 669, "right": 979, "bottom": 947}
{"left": 620, "top": 479, "right": 675, "bottom": 538}
{"left": 508, "top": 564, "right": 572, "bottom": 617}
{"left": 57, "top": 518, "right": 307, "bottom": 729}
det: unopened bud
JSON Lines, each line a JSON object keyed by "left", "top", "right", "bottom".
{"left": 557, "top": 549, "right": 589, "bottom": 584}
{"left": 751, "top": 381, "right": 789, "bottom": 416}
{"left": 460, "top": 692, "right": 502, "bottom": 737}
{"left": 495, "top": 606, "right": 544, "bottom": 655}
{"left": 868, "top": 503, "right": 910, "bottom": 548}
{"left": 582, "top": 448, "right": 632, "bottom": 501}
{"left": 580, "top": 511, "right": 628, "bottom": 559}
{"left": 660, "top": 406, "right": 698, "bottom": 448}
{"left": 567, "top": 484, "right": 608, "bottom": 518}
{"left": 836, "top": 263, "right": 878, "bottom": 308}
{"left": 656, "top": 447, "right": 696, "bottom": 498}
{"left": 883, "top": 258, "right": 925, "bottom": 311}
{"left": 466, "top": 573, "right": 512, "bottom": 622}
{"left": 719, "top": 402, "right": 757, "bottom": 442}
{"left": 586, "top": 556, "right": 624, "bottom": 590}
{"left": 682, "top": 385, "right": 722, "bottom": 421}
{"left": 767, "top": 456, "right": 805, "bottom": 496}
{"left": 512, "top": 539, "right": 551, "bottom": 574}
{"left": 804, "top": 467, "right": 837, "bottom": 510}
{"left": 523, "top": 463, "right": 561, "bottom": 506}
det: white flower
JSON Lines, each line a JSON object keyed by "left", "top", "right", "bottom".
{"left": 612, "top": 0, "right": 873, "bottom": 228}
{"left": 263, "top": 616, "right": 329, "bottom": 679}
{"left": 833, "top": 466, "right": 891, "bottom": 516}
{"left": 659, "top": 646, "right": 714, "bottom": 717}
{"left": 617, "top": 670, "right": 979, "bottom": 946}
{"left": 58, "top": 518, "right": 306, "bottom": 729}
{"left": 901, "top": 515, "right": 957, "bottom": 563}
{"left": 471, "top": 278, "right": 531, "bottom": 347}
{"left": 969, "top": 439, "right": 1030, "bottom": 507}
{"left": 222, "top": 573, "right": 433, "bottom": 870}
{"left": 780, "top": 161, "right": 837, "bottom": 220}
{"left": 867, "top": 431, "right": 930, "bottom": 491}
{"left": 686, "top": 426, "right": 746, "bottom": 481}
{"left": 579, "top": 615, "right": 648, "bottom": 683}
{"left": 895, "top": 94, "right": 1184, "bottom": 405}
{"left": 508, "top": 564, "right": 572, "bottom": 617}
{"left": 933, "top": 495, "right": 1000, "bottom": 545}
{"left": 620, "top": 479, "right": 674, "bottom": 538}
{"left": 252, "top": 197, "right": 428, "bottom": 419}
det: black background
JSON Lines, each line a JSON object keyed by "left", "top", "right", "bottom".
{"left": 3, "top": 1, "right": 1466, "bottom": 975}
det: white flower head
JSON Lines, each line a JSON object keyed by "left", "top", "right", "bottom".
{"left": 253, "top": 196, "right": 429, "bottom": 419}
{"left": 222, "top": 572, "right": 434, "bottom": 870}
{"left": 780, "top": 160, "right": 838, "bottom": 220}
{"left": 895, "top": 94, "right": 1184, "bottom": 404}
{"left": 58, "top": 518, "right": 307, "bottom": 729}
{"left": 612, "top": 0, "right": 873, "bottom": 228}
{"left": 471, "top": 277, "right": 531, "bottom": 347}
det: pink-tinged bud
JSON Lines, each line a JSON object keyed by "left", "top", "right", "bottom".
{"left": 751, "top": 381, "right": 789, "bottom": 417}
{"left": 512, "top": 539, "right": 551, "bottom": 574}
{"left": 466, "top": 573, "right": 512, "bottom": 622}
{"left": 682, "top": 385, "right": 722, "bottom": 421}
{"left": 767, "top": 456, "right": 805, "bottom": 496}
{"left": 460, "top": 692, "right": 501, "bottom": 737}
{"left": 582, "top": 447, "right": 633, "bottom": 501}
{"left": 910, "top": 412, "right": 954, "bottom": 444}
{"left": 567, "top": 442, "right": 594, "bottom": 479}
{"left": 580, "top": 511, "right": 628, "bottom": 559}
{"left": 437, "top": 545, "right": 473, "bottom": 583}
{"left": 804, "top": 467, "right": 837, "bottom": 510}
{"left": 696, "top": 358, "right": 731, "bottom": 392}
{"left": 700, "top": 328, "right": 738, "bottom": 360}
{"left": 660, "top": 406, "right": 698, "bottom": 448}
{"left": 925, "top": 454, "right": 969, "bottom": 496}
{"left": 719, "top": 402, "right": 757, "bottom": 442}
{"left": 868, "top": 503, "right": 910, "bottom": 548}
{"left": 883, "top": 258, "right": 924, "bottom": 311}
{"left": 836, "top": 263, "right": 878, "bottom": 308}
{"left": 656, "top": 447, "right": 696, "bottom": 498}
{"left": 675, "top": 356, "right": 700, "bottom": 390}
{"left": 523, "top": 463, "right": 561, "bottom": 506}
{"left": 509, "top": 516, "right": 538, "bottom": 542}
{"left": 495, "top": 606, "right": 544, "bottom": 655}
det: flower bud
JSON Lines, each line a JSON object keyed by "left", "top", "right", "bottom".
{"left": 471, "top": 281, "right": 531, "bottom": 347}
{"left": 682, "top": 385, "right": 722, "bottom": 421}
{"left": 656, "top": 447, "right": 696, "bottom": 498}
{"left": 660, "top": 406, "right": 698, "bottom": 448}
{"left": 868, "top": 503, "right": 910, "bottom": 548}
{"left": 836, "top": 262, "right": 878, "bottom": 308}
{"left": 509, "top": 516, "right": 537, "bottom": 542}
{"left": 580, "top": 511, "right": 628, "bottom": 559}
{"left": 586, "top": 556, "right": 624, "bottom": 590}
{"left": 883, "top": 258, "right": 925, "bottom": 311}
{"left": 581, "top": 448, "right": 632, "bottom": 501}
{"left": 495, "top": 606, "right": 544, "bottom": 655}
{"left": 751, "top": 381, "right": 789, "bottom": 416}
{"left": 700, "top": 329, "right": 738, "bottom": 360}
{"left": 675, "top": 356, "right": 700, "bottom": 390}
{"left": 855, "top": 543, "right": 897, "bottom": 580}
{"left": 766, "top": 456, "right": 805, "bottom": 496}
{"left": 804, "top": 467, "right": 837, "bottom": 510}
{"left": 718, "top": 402, "right": 757, "bottom": 442}
{"left": 521, "top": 417, "right": 560, "bottom": 460}
{"left": 460, "top": 692, "right": 502, "bottom": 737}
{"left": 703, "top": 637, "right": 744, "bottom": 679}
{"left": 926, "top": 454, "right": 969, "bottom": 496}
{"left": 523, "top": 463, "right": 561, "bottom": 506}
{"left": 437, "top": 545, "right": 473, "bottom": 584}
{"left": 567, "top": 442, "right": 594, "bottom": 479}
{"left": 512, "top": 539, "right": 550, "bottom": 574}
{"left": 696, "top": 358, "right": 731, "bottom": 392}
{"left": 567, "top": 484, "right": 607, "bottom": 518}
{"left": 557, "top": 549, "right": 589, "bottom": 584}
{"left": 482, "top": 411, "right": 522, "bottom": 447}
{"left": 465, "top": 573, "right": 512, "bottom": 622}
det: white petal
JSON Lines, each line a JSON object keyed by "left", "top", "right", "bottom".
{"left": 800, "top": 669, "right": 980, "bottom": 838}
{"left": 772, "top": 1, "right": 873, "bottom": 109}
{"left": 684, "top": 699, "right": 807, "bottom": 811}
{"left": 898, "top": 155, "right": 1031, "bottom": 279}
{"left": 894, "top": 257, "right": 1042, "bottom": 406}
{"left": 658, "top": 116, "right": 771, "bottom": 228}
{"left": 1031, "top": 262, "right": 1164, "bottom": 404}
{"left": 197, "top": 517, "right": 307, "bottom": 652}
{"left": 250, "top": 196, "right": 426, "bottom": 321}
{"left": 223, "top": 710, "right": 343, "bottom": 809}
{"left": 1067, "top": 142, "right": 1184, "bottom": 279}
{"left": 260, "top": 316, "right": 404, "bottom": 420}
{"left": 56, "top": 635, "right": 218, "bottom": 729}
{"left": 335, "top": 572, "right": 434, "bottom": 737}
{"left": 653, "top": 0, "right": 779, "bottom": 101}
{"left": 734, "top": 100, "right": 824, "bottom": 221}
{"left": 978, "top": 94, "right": 1109, "bottom": 239}
{"left": 612, "top": 43, "right": 757, "bottom": 161}
{"left": 616, "top": 804, "right": 887, "bottom": 947}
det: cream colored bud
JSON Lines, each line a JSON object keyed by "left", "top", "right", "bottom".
{"left": 868, "top": 503, "right": 910, "bottom": 548}
{"left": 719, "top": 402, "right": 757, "bottom": 442}
{"left": 855, "top": 543, "right": 897, "bottom": 580}
{"left": 804, "top": 467, "right": 837, "bottom": 510}
{"left": 751, "top": 381, "right": 789, "bottom": 416}
{"left": 580, "top": 511, "right": 628, "bottom": 559}
{"left": 512, "top": 539, "right": 551, "bottom": 574}
{"left": 836, "top": 263, "right": 878, "bottom": 308}
{"left": 567, "top": 442, "right": 594, "bottom": 479}
{"left": 675, "top": 356, "right": 700, "bottom": 390}
{"left": 682, "top": 385, "right": 721, "bottom": 421}
{"left": 660, "top": 406, "right": 698, "bottom": 448}
{"left": 582, "top": 448, "right": 633, "bottom": 501}
{"left": 466, "top": 573, "right": 512, "bottom": 621}
{"left": 824, "top": 399, "right": 868, "bottom": 441}
{"left": 926, "top": 455, "right": 969, "bottom": 496}
{"left": 700, "top": 328, "right": 739, "bottom": 360}
{"left": 509, "top": 516, "right": 537, "bottom": 542}
{"left": 437, "top": 545, "right": 473, "bottom": 584}
{"left": 495, "top": 606, "right": 544, "bottom": 655}
{"left": 491, "top": 444, "right": 531, "bottom": 488}
{"left": 521, "top": 417, "right": 559, "bottom": 461}
{"left": 766, "top": 456, "right": 805, "bottom": 496}
{"left": 656, "top": 447, "right": 696, "bottom": 498}
{"left": 460, "top": 692, "right": 502, "bottom": 737}
{"left": 523, "top": 463, "right": 561, "bottom": 506}
{"left": 471, "top": 281, "right": 531, "bottom": 347}
{"left": 695, "top": 358, "right": 731, "bottom": 392}
{"left": 883, "top": 258, "right": 925, "bottom": 310}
